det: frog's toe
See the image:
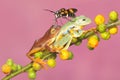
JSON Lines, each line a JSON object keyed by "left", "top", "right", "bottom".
{"left": 33, "top": 58, "right": 48, "bottom": 70}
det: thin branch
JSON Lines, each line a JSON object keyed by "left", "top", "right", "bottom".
{"left": 2, "top": 53, "right": 53, "bottom": 80}
{"left": 2, "top": 64, "right": 32, "bottom": 80}
{"left": 79, "top": 20, "right": 120, "bottom": 40}
{"left": 2, "top": 20, "right": 120, "bottom": 80}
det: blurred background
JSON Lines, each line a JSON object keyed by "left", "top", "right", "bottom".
{"left": 0, "top": 0, "right": 120, "bottom": 80}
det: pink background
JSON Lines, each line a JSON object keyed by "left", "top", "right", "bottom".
{"left": 0, "top": 0, "right": 120, "bottom": 80}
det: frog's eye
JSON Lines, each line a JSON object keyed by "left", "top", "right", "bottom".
{"left": 50, "top": 28, "right": 56, "bottom": 34}
{"left": 82, "top": 18, "right": 86, "bottom": 21}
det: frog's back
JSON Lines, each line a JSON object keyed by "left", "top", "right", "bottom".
{"left": 59, "top": 21, "right": 74, "bottom": 33}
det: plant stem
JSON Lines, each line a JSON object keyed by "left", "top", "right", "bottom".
{"left": 2, "top": 20, "right": 120, "bottom": 80}
{"left": 106, "top": 20, "right": 120, "bottom": 28}
{"left": 81, "top": 20, "right": 120, "bottom": 39}
{"left": 2, "top": 53, "right": 53, "bottom": 80}
{"left": 2, "top": 64, "right": 32, "bottom": 80}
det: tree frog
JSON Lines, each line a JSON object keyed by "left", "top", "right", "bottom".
{"left": 27, "top": 25, "right": 61, "bottom": 69}
{"left": 49, "top": 15, "right": 91, "bottom": 52}
{"left": 27, "top": 15, "right": 91, "bottom": 69}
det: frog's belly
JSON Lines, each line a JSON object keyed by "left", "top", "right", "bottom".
{"left": 53, "top": 34, "right": 72, "bottom": 48}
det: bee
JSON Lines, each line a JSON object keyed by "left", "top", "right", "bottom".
{"left": 44, "top": 8, "right": 78, "bottom": 24}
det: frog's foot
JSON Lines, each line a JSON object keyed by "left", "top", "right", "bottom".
{"left": 52, "top": 46, "right": 63, "bottom": 52}
{"left": 85, "top": 27, "right": 97, "bottom": 33}
{"left": 33, "top": 58, "right": 48, "bottom": 70}
{"left": 46, "top": 45, "right": 62, "bottom": 53}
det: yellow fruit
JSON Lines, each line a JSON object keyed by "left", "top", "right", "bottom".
{"left": 88, "top": 37, "right": 99, "bottom": 48}
{"left": 100, "top": 32, "right": 111, "bottom": 40}
{"left": 108, "top": 26, "right": 118, "bottom": 35}
{"left": 28, "top": 70, "right": 36, "bottom": 79}
{"left": 88, "top": 35, "right": 100, "bottom": 41}
{"left": 2, "top": 64, "right": 11, "bottom": 74}
{"left": 59, "top": 50, "right": 70, "bottom": 60}
{"left": 34, "top": 52, "right": 43, "bottom": 59}
{"left": 47, "top": 59, "right": 56, "bottom": 68}
{"left": 17, "top": 65, "right": 22, "bottom": 70}
{"left": 11, "top": 63, "right": 17, "bottom": 72}
{"left": 109, "top": 11, "right": 118, "bottom": 21}
{"left": 6, "top": 58, "right": 14, "bottom": 66}
{"left": 32, "top": 62, "right": 41, "bottom": 71}
{"left": 95, "top": 14, "right": 105, "bottom": 25}
{"left": 97, "top": 23, "right": 106, "bottom": 33}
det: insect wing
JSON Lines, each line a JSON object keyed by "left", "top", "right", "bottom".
{"left": 68, "top": 13, "right": 76, "bottom": 17}
{"left": 67, "top": 8, "right": 78, "bottom": 13}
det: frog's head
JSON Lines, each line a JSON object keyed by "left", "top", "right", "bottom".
{"left": 71, "top": 15, "right": 91, "bottom": 27}
{"left": 50, "top": 25, "right": 61, "bottom": 35}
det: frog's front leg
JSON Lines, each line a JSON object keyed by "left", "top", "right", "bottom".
{"left": 69, "top": 27, "right": 84, "bottom": 37}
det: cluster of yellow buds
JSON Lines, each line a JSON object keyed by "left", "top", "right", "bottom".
{"left": 87, "top": 11, "right": 119, "bottom": 50}
{"left": 1, "top": 59, "right": 22, "bottom": 74}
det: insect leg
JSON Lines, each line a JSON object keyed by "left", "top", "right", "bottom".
{"left": 59, "top": 17, "right": 64, "bottom": 25}
{"left": 62, "top": 17, "right": 75, "bottom": 22}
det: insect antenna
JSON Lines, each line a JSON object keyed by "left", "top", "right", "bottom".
{"left": 44, "top": 9, "right": 56, "bottom": 14}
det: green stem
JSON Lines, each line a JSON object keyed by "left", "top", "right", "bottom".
{"left": 2, "top": 20, "right": 120, "bottom": 80}
{"left": 106, "top": 20, "right": 120, "bottom": 28}
{"left": 2, "top": 64, "right": 32, "bottom": 80}
{"left": 82, "top": 20, "right": 120, "bottom": 39}
{"left": 2, "top": 53, "right": 53, "bottom": 80}
{"left": 42, "top": 53, "right": 53, "bottom": 60}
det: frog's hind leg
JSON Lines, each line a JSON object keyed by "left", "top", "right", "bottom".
{"left": 27, "top": 48, "right": 47, "bottom": 70}
{"left": 54, "top": 34, "right": 72, "bottom": 51}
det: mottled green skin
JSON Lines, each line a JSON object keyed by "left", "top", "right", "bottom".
{"left": 53, "top": 15, "right": 91, "bottom": 50}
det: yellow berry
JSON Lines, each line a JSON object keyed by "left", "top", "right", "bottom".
{"left": 6, "top": 58, "right": 14, "bottom": 66}
{"left": 34, "top": 52, "right": 43, "bottom": 59}
{"left": 47, "top": 59, "right": 56, "bottom": 68}
{"left": 2, "top": 64, "right": 11, "bottom": 74}
{"left": 59, "top": 50, "right": 70, "bottom": 60}
{"left": 108, "top": 26, "right": 118, "bottom": 35}
{"left": 97, "top": 23, "right": 107, "bottom": 33}
{"left": 32, "top": 62, "right": 41, "bottom": 71}
{"left": 88, "top": 37, "right": 99, "bottom": 48}
{"left": 88, "top": 35, "right": 100, "bottom": 41}
{"left": 11, "top": 64, "right": 17, "bottom": 72}
{"left": 109, "top": 11, "right": 118, "bottom": 21}
{"left": 100, "top": 32, "right": 111, "bottom": 40}
{"left": 17, "top": 65, "right": 22, "bottom": 70}
{"left": 95, "top": 14, "right": 105, "bottom": 25}
{"left": 28, "top": 70, "right": 36, "bottom": 79}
